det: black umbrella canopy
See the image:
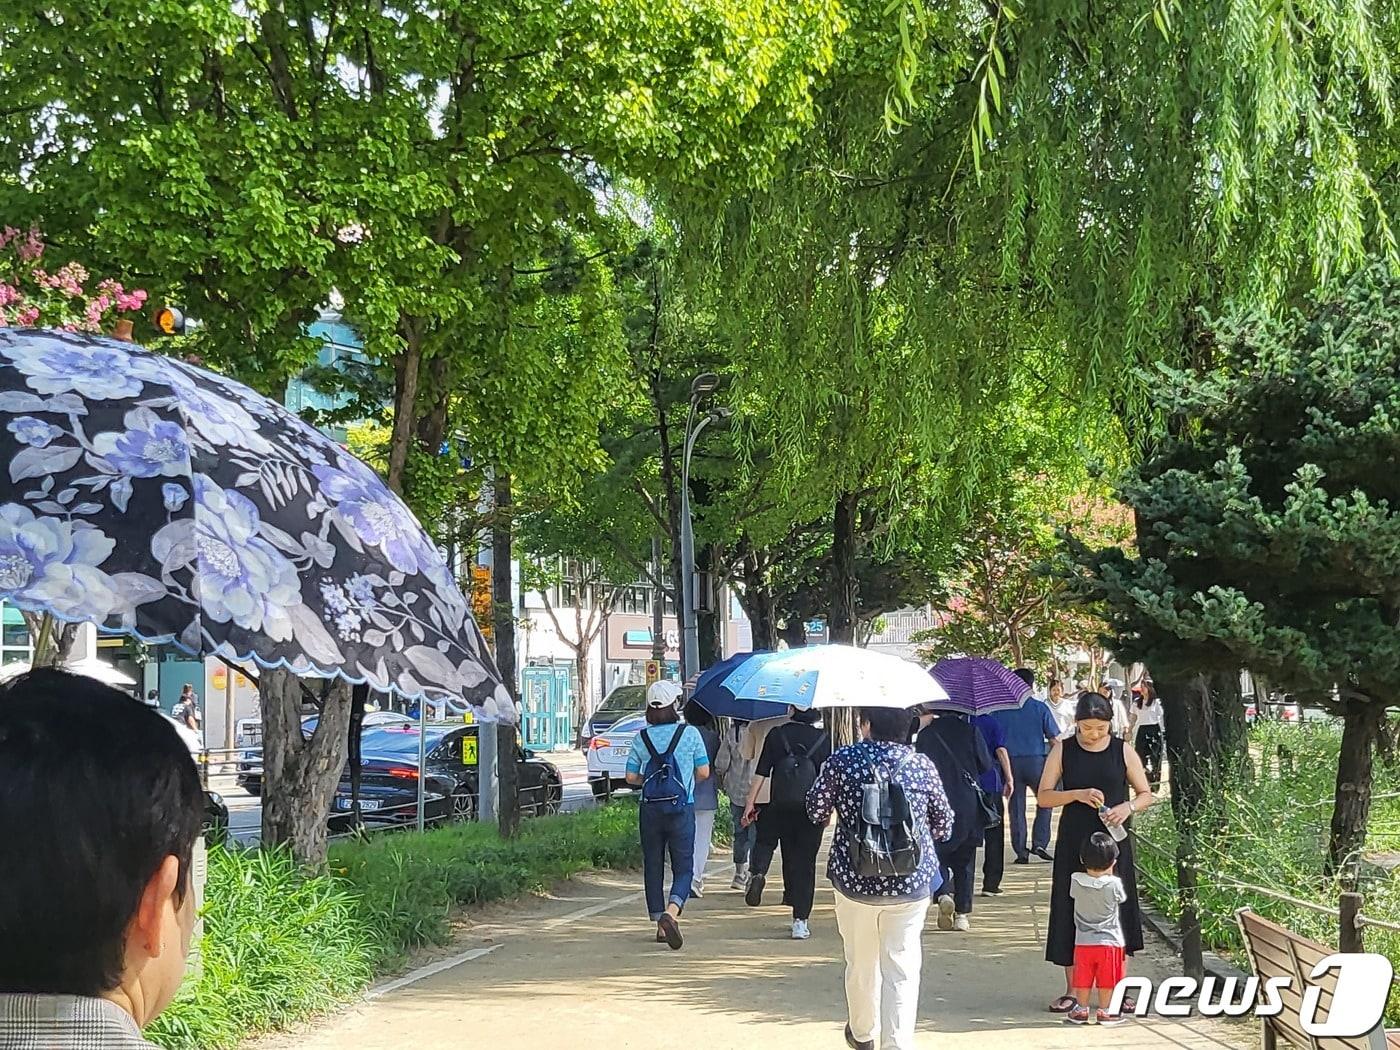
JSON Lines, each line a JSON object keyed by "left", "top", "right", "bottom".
{"left": 0, "top": 328, "right": 512, "bottom": 720}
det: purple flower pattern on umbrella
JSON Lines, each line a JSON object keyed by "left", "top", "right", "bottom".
{"left": 0, "top": 328, "right": 510, "bottom": 719}
{"left": 92, "top": 407, "right": 191, "bottom": 478}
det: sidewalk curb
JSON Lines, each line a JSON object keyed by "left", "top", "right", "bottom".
{"left": 1139, "top": 901, "right": 1250, "bottom": 982}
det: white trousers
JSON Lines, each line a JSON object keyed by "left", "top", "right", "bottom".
{"left": 692, "top": 807, "right": 716, "bottom": 890}
{"left": 833, "top": 892, "right": 930, "bottom": 1050}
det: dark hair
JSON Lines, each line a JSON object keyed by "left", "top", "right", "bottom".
{"left": 645, "top": 702, "right": 679, "bottom": 726}
{"left": 1135, "top": 683, "right": 1158, "bottom": 709}
{"left": 1013, "top": 667, "right": 1035, "bottom": 688}
{"left": 790, "top": 707, "right": 822, "bottom": 726}
{"left": 0, "top": 669, "right": 204, "bottom": 995}
{"left": 682, "top": 701, "right": 714, "bottom": 728}
{"left": 861, "top": 707, "right": 913, "bottom": 743}
{"left": 1081, "top": 831, "right": 1120, "bottom": 870}
{"left": 1075, "top": 690, "right": 1115, "bottom": 723}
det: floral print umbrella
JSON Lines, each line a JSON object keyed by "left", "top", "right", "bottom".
{"left": 0, "top": 329, "right": 513, "bottom": 720}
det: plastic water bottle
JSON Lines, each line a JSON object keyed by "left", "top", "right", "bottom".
{"left": 1099, "top": 805, "right": 1128, "bottom": 842}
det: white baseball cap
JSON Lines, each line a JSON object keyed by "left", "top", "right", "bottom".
{"left": 646, "top": 681, "right": 683, "bottom": 708}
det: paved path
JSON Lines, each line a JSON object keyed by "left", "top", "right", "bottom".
{"left": 257, "top": 828, "right": 1249, "bottom": 1050}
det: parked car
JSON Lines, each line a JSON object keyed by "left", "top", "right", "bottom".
{"left": 587, "top": 685, "right": 648, "bottom": 742}
{"left": 332, "top": 723, "right": 564, "bottom": 822}
{"left": 238, "top": 711, "right": 414, "bottom": 796}
{"left": 587, "top": 712, "right": 646, "bottom": 799}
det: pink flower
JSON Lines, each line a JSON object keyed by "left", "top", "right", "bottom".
{"left": 17, "top": 227, "right": 44, "bottom": 263}
{"left": 0, "top": 226, "right": 18, "bottom": 250}
{"left": 0, "top": 284, "right": 17, "bottom": 307}
{"left": 16, "top": 307, "right": 39, "bottom": 325}
{"left": 117, "top": 289, "right": 147, "bottom": 311}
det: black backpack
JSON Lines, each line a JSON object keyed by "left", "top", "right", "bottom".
{"left": 768, "top": 727, "right": 827, "bottom": 809}
{"left": 848, "top": 753, "right": 921, "bottom": 878}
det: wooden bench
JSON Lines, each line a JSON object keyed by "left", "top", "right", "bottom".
{"left": 1237, "top": 908, "right": 1398, "bottom": 1049}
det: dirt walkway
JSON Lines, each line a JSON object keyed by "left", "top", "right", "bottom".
{"left": 259, "top": 840, "right": 1250, "bottom": 1050}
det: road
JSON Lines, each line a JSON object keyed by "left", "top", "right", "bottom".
{"left": 254, "top": 840, "right": 1249, "bottom": 1050}
{"left": 216, "top": 749, "right": 597, "bottom": 846}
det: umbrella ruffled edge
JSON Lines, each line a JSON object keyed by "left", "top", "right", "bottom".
{"left": 0, "top": 594, "right": 517, "bottom": 723}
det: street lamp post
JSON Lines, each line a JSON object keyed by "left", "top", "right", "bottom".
{"left": 680, "top": 374, "right": 727, "bottom": 682}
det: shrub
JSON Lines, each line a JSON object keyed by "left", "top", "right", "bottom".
{"left": 148, "top": 847, "right": 374, "bottom": 1049}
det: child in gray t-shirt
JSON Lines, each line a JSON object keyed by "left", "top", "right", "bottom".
{"left": 1066, "top": 832, "right": 1128, "bottom": 1026}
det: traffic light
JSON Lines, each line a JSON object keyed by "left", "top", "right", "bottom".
{"left": 152, "top": 305, "right": 186, "bottom": 335}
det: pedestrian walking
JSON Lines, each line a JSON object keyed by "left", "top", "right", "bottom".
{"left": 1045, "top": 681, "right": 1076, "bottom": 737}
{"left": 1037, "top": 691, "right": 1154, "bottom": 1014}
{"left": 624, "top": 681, "right": 712, "bottom": 950}
{"left": 682, "top": 701, "right": 721, "bottom": 898}
{"left": 1132, "top": 680, "right": 1165, "bottom": 791}
{"left": 0, "top": 670, "right": 205, "bottom": 1048}
{"left": 172, "top": 683, "right": 199, "bottom": 733}
{"left": 741, "top": 706, "right": 831, "bottom": 939}
{"left": 972, "top": 713, "right": 1014, "bottom": 895}
{"left": 143, "top": 688, "right": 160, "bottom": 710}
{"left": 807, "top": 707, "right": 954, "bottom": 1050}
{"left": 915, "top": 713, "right": 994, "bottom": 930}
{"left": 713, "top": 717, "right": 757, "bottom": 890}
{"left": 1064, "top": 832, "right": 1129, "bottom": 1025}
{"left": 988, "top": 669, "right": 1060, "bottom": 864}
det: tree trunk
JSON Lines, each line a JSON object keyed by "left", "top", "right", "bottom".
{"left": 261, "top": 669, "right": 352, "bottom": 865}
{"left": 697, "top": 544, "right": 720, "bottom": 671}
{"left": 498, "top": 722, "right": 521, "bottom": 836}
{"left": 1327, "top": 699, "right": 1385, "bottom": 883}
{"left": 491, "top": 471, "right": 520, "bottom": 837}
{"left": 24, "top": 613, "right": 78, "bottom": 668}
{"left": 651, "top": 533, "right": 667, "bottom": 662}
{"left": 492, "top": 472, "right": 518, "bottom": 700}
{"left": 573, "top": 645, "right": 592, "bottom": 748}
{"left": 829, "top": 491, "right": 859, "bottom": 646}
{"left": 347, "top": 683, "right": 368, "bottom": 830}
{"left": 1158, "top": 669, "right": 1205, "bottom": 980}
{"left": 387, "top": 333, "right": 423, "bottom": 494}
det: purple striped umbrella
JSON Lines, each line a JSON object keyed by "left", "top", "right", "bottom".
{"left": 927, "top": 657, "right": 1031, "bottom": 715}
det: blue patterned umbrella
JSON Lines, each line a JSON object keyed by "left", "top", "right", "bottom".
{"left": 0, "top": 329, "right": 512, "bottom": 719}
{"left": 927, "top": 657, "right": 1030, "bottom": 715}
{"left": 688, "top": 651, "right": 789, "bottom": 721}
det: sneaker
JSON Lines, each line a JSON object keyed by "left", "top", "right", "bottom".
{"left": 844, "top": 1024, "right": 875, "bottom": 1050}
{"left": 691, "top": 883, "right": 704, "bottom": 899}
{"left": 981, "top": 886, "right": 1003, "bottom": 896}
{"left": 936, "top": 894, "right": 955, "bottom": 931}
{"left": 731, "top": 865, "right": 749, "bottom": 890}
{"left": 791, "top": 919, "right": 810, "bottom": 940}
{"left": 953, "top": 913, "right": 970, "bottom": 932}
{"left": 1033, "top": 846, "right": 1054, "bottom": 862}
{"left": 1012, "top": 855, "right": 1030, "bottom": 865}
{"left": 745, "top": 873, "right": 766, "bottom": 907}
{"left": 1096, "top": 1010, "right": 1127, "bottom": 1027}
{"left": 1064, "top": 1006, "right": 1090, "bottom": 1025}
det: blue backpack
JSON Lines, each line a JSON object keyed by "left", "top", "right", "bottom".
{"left": 640, "top": 727, "right": 688, "bottom": 812}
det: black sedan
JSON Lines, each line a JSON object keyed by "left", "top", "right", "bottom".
{"left": 332, "top": 723, "right": 563, "bottom": 822}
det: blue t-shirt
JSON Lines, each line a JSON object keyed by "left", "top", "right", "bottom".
{"left": 990, "top": 698, "right": 1061, "bottom": 758}
{"left": 626, "top": 723, "right": 711, "bottom": 804}
{"left": 973, "top": 714, "right": 1007, "bottom": 794}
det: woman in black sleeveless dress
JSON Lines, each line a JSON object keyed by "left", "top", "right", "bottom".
{"left": 1037, "top": 691, "right": 1155, "bottom": 1013}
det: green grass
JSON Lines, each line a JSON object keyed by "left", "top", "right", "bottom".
{"left": 1135, "top": 720, "right": 1400, "bottom": 1021}
{"left": 147, "top": 801, "right": 643, "bottom": 1049}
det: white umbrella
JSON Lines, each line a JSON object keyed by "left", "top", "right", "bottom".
{"left": 721, "top": 644, "right": 949, "bottom": 709}
{"left": 0, "top": 656, "right": 135, "bottom": 688}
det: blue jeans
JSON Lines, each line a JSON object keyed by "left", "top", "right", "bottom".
{"left": 1009, "top": 753, "right": 1052, "bottom": 858}
{"left": 731, "top": 802, "right": 756, "bottom": 866}
{"left": 640, "top": 803, "right": 696, "bottom": 921}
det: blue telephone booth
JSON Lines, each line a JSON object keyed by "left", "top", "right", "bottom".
{"left": 521, "top": 664, "right": 574, "bottom": 750}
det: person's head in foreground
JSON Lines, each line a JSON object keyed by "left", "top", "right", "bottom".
{"left": 858, "top": 707, "right": 910, "bottom": 743}
{"left": 1074, "top": 691, "right": 1115, "bottom": 746}
{"left": 645, "top": 680, "right": 683, "bottom": 725}
{"left": 0, "top": 669, "right": 203, "bottom": 1038}
{"left": 1081, "top": 831, "right": 1119, "bottom": 876}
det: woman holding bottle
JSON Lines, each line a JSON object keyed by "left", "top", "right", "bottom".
{"left": 1036, "top": 691, "right": 1155, "bottom": 1015}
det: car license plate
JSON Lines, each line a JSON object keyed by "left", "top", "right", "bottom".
{"left": 338, "top": 798, "right": 381, "bottom": 811}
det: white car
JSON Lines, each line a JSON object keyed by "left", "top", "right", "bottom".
{"left": 587, "top": 712, "right": 646, "bottom": 799}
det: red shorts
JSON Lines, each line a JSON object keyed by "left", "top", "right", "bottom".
{"left": 1072, "top": 944, "right": 1126, "bottom": 991}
